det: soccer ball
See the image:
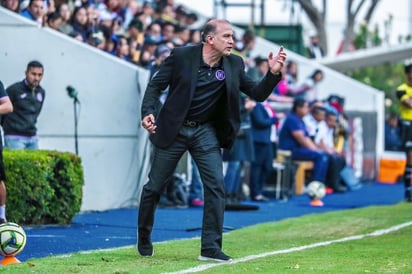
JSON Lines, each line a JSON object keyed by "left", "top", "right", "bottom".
{"left": 306, "top": 181, "right": 326, "bottom": 200}
{"left": 0, "top": 222, "right": 26, "bottom": 257}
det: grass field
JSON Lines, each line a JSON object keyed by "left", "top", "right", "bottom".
{"left": 1, "top": 202, "right": 411, "bottom": 273}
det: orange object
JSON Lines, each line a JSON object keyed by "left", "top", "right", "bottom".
{"left": 378, "top": 158, "right": 406, "bottom": 184}
{"left": 1, "top": 256, "right": 21, "bottom": 265}
{"left": 310, "top": 198, "right": 324, "bottom": 207}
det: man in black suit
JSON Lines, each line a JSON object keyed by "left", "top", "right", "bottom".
{"left": 138, "top": 18, "right": 287, "bottom": 262}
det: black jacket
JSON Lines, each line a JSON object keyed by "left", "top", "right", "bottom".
{"left": 141, "top": 44, "right": 281, "bottom": 149}
{"left": 1, "top": 80, "right": 45, "bottom": 136}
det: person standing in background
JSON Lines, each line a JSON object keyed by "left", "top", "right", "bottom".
{"left": 384, "top": 113, "right": 402, "bottom": 151}
{"left": 306, "top": 32, "right": 325, "bottom": 59}
{"left": 0, "top": 81, "right": 14, "bottom": 223}
{"left": 396, "top": 64, "right": 412, "bottom": 202}
{"left": 223, "top": 96, "right": 256, "bottom": 204}
{"left": 1, "top": 61, "right": 45, "bottom": 150}
{"left": 249, "top": 99, "right": 282, "bottom": 202}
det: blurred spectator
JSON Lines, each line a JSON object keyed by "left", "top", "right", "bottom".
{"left": 385, "top": 113, "right": 402, "bottom": 151}
{"left": 85, "top": 5, "right": 99, "bottom": 34}
{"left": 135, "top": 1, "right": 155, "bottom": 29}
{"left": 223, "top": 96, "right": 256, "bottom": 204}
{"left": 57, "top": 2, "right": 73, "bottom": 35}
{"left": 172, "top": 25, "right": 190, "bottom": 46}
{"left": 278, "top": 98, "right": 330, "bottom": 186}
{"left": 161, "top": 21, "right": 176, "bottom": 43}
{"left": 87, "top": 29, "right": 106, "bottom": 50}
{"left": 139, "top": 36, "right": 158, "bottom": 67}
{"left": 185, "top": 12, "right": 198, "bottom": 27}
{"left": 234, "top": 29, "right": 256, "bottom": 70}
{"left": 324, "top": 95, "right": 349, "bottom": 153}
{"left": 111, "top": 15, "right": 126, "bottom": 36}
{"left": 306, "top": 32, "right": 325, "bottom": 59}
{"left": 127, "top": 19, "right": 145, "bottom": 64}
{"left": 46, "top": 11, "right": 63, "bottom": 31}
{"left": 122, "top": 0, "right": 142, "bottom": 30}
{"left": 291, "top": 69, "right": 324, "bottom": 102}
{"left": 285, "top": 60, "right": 299, "bottom": 92}
{"left": 304, "top": 105, "right": 347, "bottom": 193}
{"left": 20, "top": 0, "right": 44, "bottom": 23}
{"left": 70, "top": 6, "right": 90, "bottom": 41}
{"left": 246, "top": 56, "right": 266, "bottom": 81}
{"left": 115, "top": 35, "right": 131, "bottom": 61}
{"left": 249, "top": 99, "right": 282, "bottom": 202}
{"left": 174, "top": 4, "right": 188, "bottom": 26}
{"left": 188, "top": 28, "right": 201, "bottom": 45}
{"left": 2, "top": 0, "right": 20, "bottom": 12}
{"left": 303, "top": 104, "right": 326, "bottom": 141}
{"left": 103, "top": 32, "right": 118, "bottom": 55}
{"left": 148, "top": 43, "right": 171, "bottom": 76}
{"left": 158, "top": 3, "right": 177, "bottom": 25}
{"left": 269, "top": 65, "right": 294, "bottom": 103}
{"left": 248, "top": 56, "right": 291, "bottom": 103}
{"left": 316, "top": 111, "right": 348, "bottom": 193}
{"left": 102, "top": 0, "right": 122, "bottom": 19}
{"left": 45, "top": 0, "right": 55, "bottom": 15}
{"left": 1, "top": 61, "right": 46, "bottom": 150}
{"left": 145, "top": 22, "right": 163, "bottom": 44}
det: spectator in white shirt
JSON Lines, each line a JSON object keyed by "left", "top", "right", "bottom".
{"left": 316, "top": 111, "right": 348, "bottom": 193}
{"left": 303, "top": 107, "right": 347, "bottom": 193}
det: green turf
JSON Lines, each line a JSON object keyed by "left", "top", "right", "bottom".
{"left": 1, "top": 202, "right": 411, "bottom": 273}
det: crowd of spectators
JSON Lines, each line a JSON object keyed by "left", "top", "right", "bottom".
{"left": 1, "top": 0, "right": 202, "bottom": 70}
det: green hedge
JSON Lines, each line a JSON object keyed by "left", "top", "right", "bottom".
{"left": 3, "top": 149, "right": 84, "bottom": 225}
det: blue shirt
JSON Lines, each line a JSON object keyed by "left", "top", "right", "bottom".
{"left": 384, "top": 122, "right": 402, "bottom": 151}
{"left": 20, "top": 9, "right": 36, "bottom": 21}
{"left": 278, "top": 112, "right": 308, "bottom": 150}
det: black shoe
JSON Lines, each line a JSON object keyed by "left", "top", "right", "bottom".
{"left": 137, "top": 235, "right": 154, "bottom": 256}
{"left": 0, "top": 218, "right": 6, "bottom": 224}
{"left": 198, "top": 250, "right": 233, "bottom": 262}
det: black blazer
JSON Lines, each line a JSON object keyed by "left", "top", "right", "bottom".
{"left": 141, "top": 44, "right": 281, "bottom": 149}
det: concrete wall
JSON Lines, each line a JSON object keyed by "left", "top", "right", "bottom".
{"left": 0, "top": 8, "right": 151, "bottom": 211}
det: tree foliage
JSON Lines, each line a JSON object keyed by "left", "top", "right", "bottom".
{"left": 296, "top": 0, "right": 381, "bottom": 54}
{"left": 346, "top": 61, "right": 405, "bottom": 115}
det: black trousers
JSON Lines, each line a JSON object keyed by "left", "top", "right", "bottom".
{"left": 326, "top": 154, "right": 346, "bottom": 189}
{"left": 138, "top": 123, "right": 225, "bottom": 253}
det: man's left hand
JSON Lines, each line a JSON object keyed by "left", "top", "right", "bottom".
{"left": 268, "top": 46, "right": 287, "bottom": 75}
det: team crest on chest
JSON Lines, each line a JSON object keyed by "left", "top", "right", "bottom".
{"left": 215, "top": 70, "right": 225, "bottom": 81}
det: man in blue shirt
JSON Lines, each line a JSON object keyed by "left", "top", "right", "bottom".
{"left": 20, "top": 0, "right": 44, "bottom": 23}
{"left": 278, "top": 98, "right": 329, "bottom": 185}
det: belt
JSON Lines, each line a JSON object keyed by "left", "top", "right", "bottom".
{"left": 183, "top": 120, "right": 202, "bottom": 128}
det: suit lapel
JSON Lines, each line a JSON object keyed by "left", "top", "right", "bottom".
{"left": 223, "top": 56, "right": 232, "bottom": 96}
{"left": 190, "top": 45, "right": 202, "bottom": 95}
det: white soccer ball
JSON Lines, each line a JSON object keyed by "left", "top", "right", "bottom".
{"left": 0, "top": 222, "right": 27, "bottom": 257}
{"left": 306, "top": 181, "right": 326, "bottom": 199}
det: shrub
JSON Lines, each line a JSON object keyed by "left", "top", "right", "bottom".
{"left": 3, "top": 149, "right": 84, "bottom": 225}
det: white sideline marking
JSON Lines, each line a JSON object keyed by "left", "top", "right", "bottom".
{"left": 164, "top": 221, "right": 412, "bottom": 274}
